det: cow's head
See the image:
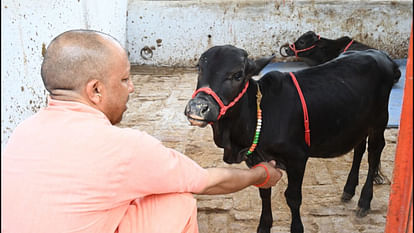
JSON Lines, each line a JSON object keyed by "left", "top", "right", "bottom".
{"left": 281, "top": 31, "right": 321, "bottom": 58}
{"left": 184, "top": 45, "right": 274, "bottom": 127}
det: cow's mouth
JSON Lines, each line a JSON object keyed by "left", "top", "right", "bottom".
{"left": 186, "top": 115, "right": 209, "bottom": 128}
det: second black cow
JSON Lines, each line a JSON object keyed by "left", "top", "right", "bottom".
{"left": 185, "top": 45, "right": 400, "bottom": 233}
{"left": 280, "top": 31, "right": 373, "bottom": 66}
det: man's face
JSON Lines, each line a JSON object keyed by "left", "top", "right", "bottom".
{"left": 101, "top": 47, "right": 134, "bottom": 125}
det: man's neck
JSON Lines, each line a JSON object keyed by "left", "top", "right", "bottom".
{"left": 49, "top": 89, "right": 92, "bottom": 107}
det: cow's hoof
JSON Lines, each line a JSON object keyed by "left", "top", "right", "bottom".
{"left": 341, "top": 192, "right": 354, "bottom": 202}
{"left": 373, "top": 174, "right": 385, "bottom": 185}
{"left": 356, "top": 207, "right": 370, "bottom": 218}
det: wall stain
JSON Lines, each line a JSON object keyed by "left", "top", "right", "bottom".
{"left": 41, "top": 43, "right": 46, "bottom": 57}
{"left": 207, "top": 34, "right": 212, "bottom": 48}
{"left": 156, "top": 39, "right": 162, "bottom": 47}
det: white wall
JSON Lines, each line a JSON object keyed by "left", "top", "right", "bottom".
{"left": 1, "top": 0, "right": 128, "bottom": 150}
{"left": 127, "top": 0, "right": 413, "bottom": 66}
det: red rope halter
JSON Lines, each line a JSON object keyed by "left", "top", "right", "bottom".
{"left": 289, "top": 34, "right": 321, "bottom": 57}
{"left": 191, "top": 81, "right": 250, "bottom": 121}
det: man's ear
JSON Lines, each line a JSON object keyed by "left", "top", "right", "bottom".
{"left": 85, "top": 79, "right": 103, "bottom": 105}
{"left": 245, "top": 55, "right": 275, "bottom": 77}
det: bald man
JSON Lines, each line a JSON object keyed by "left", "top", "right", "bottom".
{"left": 2, "top": 29, "right": 282, "bottom": 233}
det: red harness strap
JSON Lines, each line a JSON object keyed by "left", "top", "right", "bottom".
{"left": 289, "top": 72, "right": 311, "bottom": 147}
{"left": 343, "top": 39, "right": 354, "bottom": 52}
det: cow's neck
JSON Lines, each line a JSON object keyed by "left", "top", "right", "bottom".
{"left": 211, "top": 80, "right": 259, "bottom": 160}
{"left": 335, "top": 36, "right": 354, "bottom": 51}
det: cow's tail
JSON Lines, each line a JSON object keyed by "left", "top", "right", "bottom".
{"left": 379, "top": 49, "right": 402, "bottom": 85}
{"left": 392, "top": 60, "right": 402, "bottom": 84}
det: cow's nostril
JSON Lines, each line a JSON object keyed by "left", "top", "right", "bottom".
{"left": 201, "top": 105, "right": 209, "bottom": 115}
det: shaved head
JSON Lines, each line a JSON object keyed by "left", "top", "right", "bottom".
{"left": 41, "top": 29, "right": 124, "bottom": 94}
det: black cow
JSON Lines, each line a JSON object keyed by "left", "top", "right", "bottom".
{"left": 184, "top": 45, "right": 401, "bottom": 233}
{"left": 280, "top": 31, "right": 373, "bottom": 66}
{"left": 280, "top": 31, "right": 394, "bottom": 185}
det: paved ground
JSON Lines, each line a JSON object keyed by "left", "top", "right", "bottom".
{"left": 118, "top": 66, "right": 397, "bottom": 233}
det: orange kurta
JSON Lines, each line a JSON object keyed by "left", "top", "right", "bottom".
{"left": 2, "top": 98, "right": 208, "bottom": 233}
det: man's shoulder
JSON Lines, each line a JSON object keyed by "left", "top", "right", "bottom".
{"left": 106, "top": 125, "right": 161, "bottom": 146}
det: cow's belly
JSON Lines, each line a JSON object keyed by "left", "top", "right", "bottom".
{"left": 308, "top": 131, "right": 368, "bottom": 158}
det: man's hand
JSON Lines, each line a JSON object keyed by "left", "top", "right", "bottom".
{"left": 251, "top": 160, "right": 283, "bottom": 189}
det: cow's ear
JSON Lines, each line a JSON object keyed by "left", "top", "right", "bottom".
{"left": 246, "top": 55, "right": 275, "bottom": 77}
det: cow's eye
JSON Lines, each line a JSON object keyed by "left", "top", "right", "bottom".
{"left": 232, "top": 71, "right": 243, "bottom": 81}
{"left": 298, "top": 40, "right": 305, "bottom": 46}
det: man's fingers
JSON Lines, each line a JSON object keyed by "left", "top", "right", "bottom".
{"left": 276, "top": 168, "right": 283, "bottom": 178}
{"left": 268, "top": 160, "right": 276, "bottom": 167}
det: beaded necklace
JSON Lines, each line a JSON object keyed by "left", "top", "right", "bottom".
{"left": 246, "top": 84, "right": 263, "bottom": 156}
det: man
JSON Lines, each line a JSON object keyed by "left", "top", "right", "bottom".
{"left": 2, "top": 29, "right": 283, "bottom": 233}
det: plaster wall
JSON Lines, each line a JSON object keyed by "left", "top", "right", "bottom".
{"left": 127, "top": 0, "right": 412, "bottom": 66}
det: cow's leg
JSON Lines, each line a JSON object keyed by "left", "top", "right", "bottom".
{"left": 257, "top": 188, "right": 273, "bottom": 233}
{"left": 285, "top": 158, "right": 307, "bottom": 233}
{"left": 356, "top": 128, "right": 385, "bottom": 217}
{"left": 342, "top": 137, "right": 366, "bottom": 202}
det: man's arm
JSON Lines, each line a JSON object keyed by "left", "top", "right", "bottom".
{"left": 196, "top": 161, "right": 283, "bottom": 195}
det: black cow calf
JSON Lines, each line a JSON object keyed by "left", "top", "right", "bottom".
{"left": 185, "top": 45, "right": 400, "bottom": 233}
{"left": 280, "top": 31, "right": 373, "bottom": 66}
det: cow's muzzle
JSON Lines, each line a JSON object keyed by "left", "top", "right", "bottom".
{"left": 280, "top": 43, "right": 295, "bottom": 57}
{"left": 184, "top": 97, "right": 219, "bottom": 127}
